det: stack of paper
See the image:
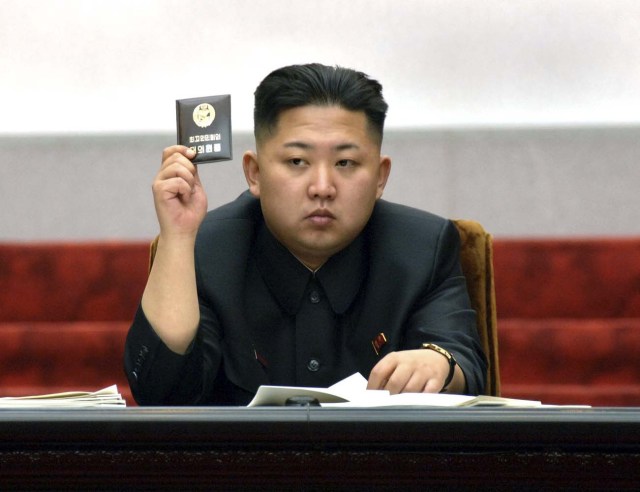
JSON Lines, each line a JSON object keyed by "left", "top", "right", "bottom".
{"left": 248, "top": 373, "right": 543, "bottom": 408}
{"left": 0, "top": 385, "right": 126, "bottom": 408}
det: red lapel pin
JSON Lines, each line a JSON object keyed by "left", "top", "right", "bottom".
{"left": 371, "top": 332, "right": 387, "bottom": 355}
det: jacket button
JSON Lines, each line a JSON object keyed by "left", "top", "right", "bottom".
{"left": 307, "top": 359, "right": 320, "bottom": 372}
{"left": 309, "top": 290, "right": 320, "bottom": 304}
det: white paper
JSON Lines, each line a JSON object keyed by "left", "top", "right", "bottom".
{"left": 248, "top": 373, "right": 544, "bottom": 408}
{"left": 0, "top": 385, "right": 126, "bottom": 408}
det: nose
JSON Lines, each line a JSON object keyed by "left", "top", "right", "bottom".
{"left": 308, "top": 164, "right": 336, "bottom": 200}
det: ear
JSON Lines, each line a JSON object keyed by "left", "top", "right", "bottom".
{"left": 375, "top": 156, "right": 392, "bottom": 199}
{"left": 242, "top": 150, "right": 261, "bottom": 197}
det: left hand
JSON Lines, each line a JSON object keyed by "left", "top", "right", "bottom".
{"left": 367, "top": 349, "right": 462, "bottom": 394}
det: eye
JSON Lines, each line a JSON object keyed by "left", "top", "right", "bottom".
{"left": 288, "top": 158, "right": 306, "bottom": 167}
{"left": 336, "top": 159, "right": 356, "bottom": 168}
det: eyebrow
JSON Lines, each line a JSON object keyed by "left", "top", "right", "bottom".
{"left": 283, "top": 141, "right": 361, "bottom": 151}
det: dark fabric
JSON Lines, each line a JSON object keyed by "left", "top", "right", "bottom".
{"left": 125, "top": 192, "right": 487, "bottom": 405}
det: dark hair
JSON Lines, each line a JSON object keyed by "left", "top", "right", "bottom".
{"left": 253, "top": 63, "right": 388, "bottom": 144}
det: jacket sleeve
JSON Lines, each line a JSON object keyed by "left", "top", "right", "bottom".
{"left": 401, "top": 220, "right": 488, "bottom": 395}
{"left": 124, "top": 300, "right": 224, "bottom": 405}
{"left": 124, "top": 305, "right": 190, "bottom": 405}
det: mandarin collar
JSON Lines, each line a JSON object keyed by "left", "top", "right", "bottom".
{"left": 255, "top": 222, "right": 367, "bottom": 316}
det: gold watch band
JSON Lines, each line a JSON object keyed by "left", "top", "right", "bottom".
{"left": 421, "top": 343, "right": 457, "bottom": 392}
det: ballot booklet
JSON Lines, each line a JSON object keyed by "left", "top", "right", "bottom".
{"left": 0, "top": 385, "right": 126, "bottom": 408}
{"left": 247, "top": 373, "right": 543, "bottom": 408}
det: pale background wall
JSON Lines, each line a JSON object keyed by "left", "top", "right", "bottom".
{"left": 1, "top": 0, "right": 639, "bottom": 240}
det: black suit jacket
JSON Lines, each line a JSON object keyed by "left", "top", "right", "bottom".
{"left": 125, "top": 192, "right": 487, "bottom": 405}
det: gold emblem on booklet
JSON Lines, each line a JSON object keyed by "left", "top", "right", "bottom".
{"left": 176, "top": 94, "right": 232, "bottom": 164}
{"left": 193, "top": 103, "right": 216, "bottom": 128}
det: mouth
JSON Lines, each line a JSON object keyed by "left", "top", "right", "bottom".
{"left": 306, "top": 209, "right": 336, "bottom": 226}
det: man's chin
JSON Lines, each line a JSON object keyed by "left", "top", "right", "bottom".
{"left": 296, "top": 239, "right": 351, "bottom": 263}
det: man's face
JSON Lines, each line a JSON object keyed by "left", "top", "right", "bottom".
{"left": 243, "top": 105, "right": 391, "bottom": 270}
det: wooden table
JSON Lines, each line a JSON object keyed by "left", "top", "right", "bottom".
{"left": 1, "top": 406, "right": 639, "bottom": 489}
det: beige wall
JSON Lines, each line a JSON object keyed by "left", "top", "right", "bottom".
{"left": 2, "top": 126, "right": 638, "bottom": 240}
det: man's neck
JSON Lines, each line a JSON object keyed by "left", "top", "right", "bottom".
{"left": 290, "top": 252, "right": 324, "bottom": 274}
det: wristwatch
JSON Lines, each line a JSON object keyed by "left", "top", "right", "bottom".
{"left": 422, "top": 343, "right": 457, "bottom": 392}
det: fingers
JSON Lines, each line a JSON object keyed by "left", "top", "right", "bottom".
{"left": 367, "top": 349, "right": 448, "bottom": 394}
{"left": 161, "top": 145, "right": 196, "bottom": 164}
{"left": 150, "top": 146, "right": 209, "bottom": 237}
{"left": 154, "top": 146, "right": 199, "bottom": 198}
{"left": 155, "top": 166, "right": 197, "bottom": 195}
{"left": 368, "top": 356, "right": 415, "bottom": 394}
{"left": 368, "top": 352, "right": 408, "bottom": 392}
{"left": 367, "top": 353, "right": 393, "bottom": 390}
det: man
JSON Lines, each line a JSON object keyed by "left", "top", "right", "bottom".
{"left": 125, "top": 63, "right": 487, "bottom": 405}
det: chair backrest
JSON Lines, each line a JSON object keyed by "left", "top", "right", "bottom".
{"left": 453, "top": 219, "right": 501, "bottom": 396}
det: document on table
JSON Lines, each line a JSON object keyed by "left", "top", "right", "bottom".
{"left": 0, "top": 385, "right": 127, "bottom": 408}
{"left": 247, "top": 373, "right": 543, "bottom": 408}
